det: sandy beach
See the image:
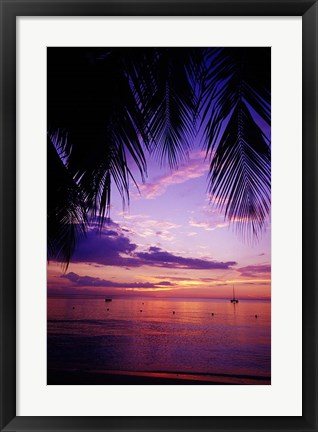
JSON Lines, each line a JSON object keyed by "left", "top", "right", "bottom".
{"left": 48, "top": 369, "right": 270, "bottom": 385}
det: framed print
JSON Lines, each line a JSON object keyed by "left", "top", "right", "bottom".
{"left": 0, "top": 1, "right": 317, "bottom": 431}
{"left": 47, "top": 45, "right": 272, "bottom": 388}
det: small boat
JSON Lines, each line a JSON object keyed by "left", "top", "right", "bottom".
{"left": 105, "top": 298, "right": 112, "bottom": 302}
{"left": 230, "top": 285, "right": 239, "bottom": 303}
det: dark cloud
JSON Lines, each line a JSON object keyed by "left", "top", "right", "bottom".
{"left": 66, "top": 225, "right": 237, "bottom": 271}
{"left": 154, "top": 276, "right": 187, "bottom": 281}
{"left": 154, "top": 276, "right": 221, "bottom": 282}
{"left": 71, "top": 227, "right": 138, "bottom": 267}
{"left": 135, "top": 247, "right": 236, "bottom": 270}
{"left": 61, "top": 272, "right": 172, "bottom": 289}
{"left": 237, "top": 264, "right": 271, "bottom": 277}
{"left": 148, "top": 246, "right": 162, "bottom": 253}
{"left": 200, "top": 277, "right": 220, "bottom": 282}
{"left": 102, "top": 230, "right": 118, "bottom": 237}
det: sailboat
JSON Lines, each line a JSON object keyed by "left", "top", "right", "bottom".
{"left": 230, "top": 285, "right": 239, "bottom": 303}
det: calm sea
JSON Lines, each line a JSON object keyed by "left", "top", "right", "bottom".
{"left": 47, "top": 297, "right": 271, "bottom": 383}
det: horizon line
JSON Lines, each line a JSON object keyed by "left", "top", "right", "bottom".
{"left": 47, "top": 293, "right": 271, "bottom": 301}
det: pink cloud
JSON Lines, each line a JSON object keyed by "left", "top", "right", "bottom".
{"left": 60, "top": 272, "right": 175, "bottom": 289}
{"left": 237, "top": 264, "right": 271, "bottom": 278}
{"left": 114, "top": 216, "right": 180, "bottom": 242}
{"left": 189, "top": 218, "right": 229, "bottom": 231}
{"left": 138, "top": 153, "right": 208, "bottom": 199}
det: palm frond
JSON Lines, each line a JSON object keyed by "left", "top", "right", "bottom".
{"left": 208, "top": 100, "right": 271, "bottom": 240}
{"left": 135, "top": 48, "right": 201, "bottom": 168}
{"left": 47, "top": 134, "right": 87, "bottom": 269}
{"left": 48, "top": 48, "right": 148, "bottom": 228}
{"left": 201, "top": 47, "right": 271, "bottom": 237}
{"left": 202, "top": 48, "right": 270, "bottom": 150}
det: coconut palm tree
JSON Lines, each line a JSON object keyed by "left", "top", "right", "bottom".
{"left": 47, "top": 47, "right": 270, "bottom": 266}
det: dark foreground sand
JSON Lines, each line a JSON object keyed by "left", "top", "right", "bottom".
{"left": 48, "top": 369, "right": 271, "bottom": 385}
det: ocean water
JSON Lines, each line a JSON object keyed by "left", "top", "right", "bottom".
{"left": 47, "top": 297, "right": 271, "bottom": 382}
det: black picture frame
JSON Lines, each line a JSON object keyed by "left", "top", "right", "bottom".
{"left": 0, "top": 0, "right": 317, "bottom": 431}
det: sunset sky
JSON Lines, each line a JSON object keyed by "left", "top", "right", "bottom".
{"left": 48, "top": 140, "right": 271, "bottom": 300}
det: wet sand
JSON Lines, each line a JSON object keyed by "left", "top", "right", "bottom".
{"left": 48, "top": 369, "right": 271, "bottom": 385}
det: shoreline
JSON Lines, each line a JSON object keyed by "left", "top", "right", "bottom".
{"left": 48, "top": 369, "right": 271, "bottom": 385}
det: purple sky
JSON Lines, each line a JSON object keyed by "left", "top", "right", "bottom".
{"left": 48, "top": 143, "right": 271, "bottom": 300}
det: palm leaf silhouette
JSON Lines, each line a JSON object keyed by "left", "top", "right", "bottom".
{"left": 208, "top": 100, "right": 270, "bottom": 241}
{"left": 48, "top": 48, "right": 148, "bottom": 227}
{"left": 125, "top": 48, "right": 202, "bottom": 167}
{"left": 201, "top": 48, "right": 271, "bottom": 238}
{"left": 47, "top": 134, "right": 87, "bottom": 268}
